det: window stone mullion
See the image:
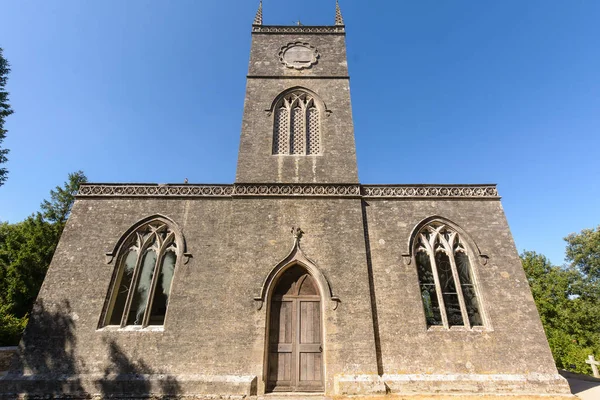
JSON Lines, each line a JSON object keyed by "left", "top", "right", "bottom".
{"left": 302, "top": 102, "right": 308, "bottom": 155}
{"left": 441, "top": 233, "right": 471, "bottom": 329}
{"left": 142, "top": 244, "right": 165, "bottom": 328}
{"left": 423, "top": 233, "right": 448, "bottom": 328}
{"left": 286, "top": 103, "right": 293, "bottom": 154}
{"left": 120, "top": 241, "right": 148, "bottom": 327}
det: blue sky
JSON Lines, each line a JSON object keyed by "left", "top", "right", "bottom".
{"left": 0, "top": 0, "right": 599, "bottom": 265}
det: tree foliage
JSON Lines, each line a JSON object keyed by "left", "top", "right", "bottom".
{"left": 41, "top": 170, "right": 87, "bottom": 227}
{"left": 0, "top": 215, "right": 58, "bottom": 318}
{"left": 0, "top": 171, "right": 87, "bottom": 345}
{"left": 0, "top": 304, "right": 28, "bottom": 345}
{"left": 522, "top": 247, "right": 600, "bottom": 375}
{"left": 565, "top": 225, "right": 600, "bottom": 282}
{"left": 0, "top": 47, "right": 14, "bottom": 186}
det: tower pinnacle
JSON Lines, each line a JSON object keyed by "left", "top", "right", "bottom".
{"left": 335, "top": 0, "right": 345, "bottom": 26}
{"left": 253, "top": 1, "right": 263, "bottom": 26}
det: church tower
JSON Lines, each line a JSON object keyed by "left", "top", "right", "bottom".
{"left": 236, "top": 0, "right": 358, "bottom": 184}
{"left": 1, "top": 2, "right": 571, "bottom": 399}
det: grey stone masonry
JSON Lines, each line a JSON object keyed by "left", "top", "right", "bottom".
{"left": 0, "top": 5, "right": 572, "bottom": 399}
{"left": 0, "top": 347, "right": 17, "bottom": 374}
{"left": 77, "top": 183, "right": 500, "bottom": 199}
{"left": 236, "top": 26, "right": 358, "bottom": 184}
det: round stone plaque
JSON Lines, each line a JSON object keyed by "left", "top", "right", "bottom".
{"left": 279, "top": 42, "right": 320, "bottom": 70}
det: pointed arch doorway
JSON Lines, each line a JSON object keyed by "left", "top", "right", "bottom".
{"left": 267, "top": 264, "right": 324, "bottom": 392}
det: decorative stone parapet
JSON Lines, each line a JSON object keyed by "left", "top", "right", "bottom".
{"left": 235, "top": 184, "right": 361, "bottom": 197}
{"left": 362, "top": 184, "right": 499, "bottom": 198}
{"left": 77, "top": 184, "right": 234, "bottom": 197}
{"left": 252, "top": 25, "right": 345, "bottom": 34}
{"left": 77, "top": 184, "right": 500, "bottom": 199}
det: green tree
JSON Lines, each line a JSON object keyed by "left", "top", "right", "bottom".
{"left": 0, "top": 216, "right": 58, "bottom": 318}
{"left": 41, "top": 170, "right": 87, "bottom": 228}
{"left": 0, "top": 171, "right": 87, "bottom": 345}
{"left": 0, "top": 305, "right": 27, "bottom": 345}
{"left": 522, "top": 250, "right": 600, "bottom": 375}
{"left": 565, "top": 225, "right": 600, "bottom": 282}
{"left": 0, "top": 47, "right": 13, "bottom": 187}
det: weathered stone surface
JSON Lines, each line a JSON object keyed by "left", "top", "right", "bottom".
{"left": 236, "top": 26, "right": 358, "bottom": 184}
{"left": 0, "top": 7, "right": 570, "bottom": 399}
{"left": 0, "top": 347, "right": 17, "bottom": 374}
{"left": 0, "top": 195, "right": 570, "bottom": 397}
{"left": 364, "top": 200, "right": 562, "bottom": 378}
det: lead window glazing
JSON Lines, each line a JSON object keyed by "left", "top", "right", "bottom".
{"left": 414, "top": 222, "right": 484, "bottom": 329}
{"left": 103, "top": 221, "right": 179, "bottom": 328}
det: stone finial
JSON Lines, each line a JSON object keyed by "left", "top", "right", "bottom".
{"left": 253, "top": 1, "right": 263, "bottom": 26}
{"left": 335, "top": 0, "right": 345, "bottom": 26}
{"left": 291, "top": 227, "right": 304, "bottom": 242}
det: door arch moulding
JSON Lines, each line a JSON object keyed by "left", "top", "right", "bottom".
{"left": 254, "top": 228, "right": 340, "bottom": 311}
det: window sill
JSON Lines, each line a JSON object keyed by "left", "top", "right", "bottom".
{"left": 271, "top": 154, "right": 323, "bottom": 157}
{"left": 426, "top": 325, "right": 489, "bottom": 333}
{"left": 97, "top": 325, "right": 165, "bottom": 333}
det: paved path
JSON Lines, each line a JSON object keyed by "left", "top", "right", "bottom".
{"left": 563, "top": 372, "right": 600, "bottom": 400}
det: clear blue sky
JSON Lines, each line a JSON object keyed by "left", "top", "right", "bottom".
{"left": 1, "top": 0, "right": 599, "bottom": 265}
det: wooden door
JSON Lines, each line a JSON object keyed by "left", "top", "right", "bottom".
{"left": 267, "top": 267, "right": 323, "bottom": 392}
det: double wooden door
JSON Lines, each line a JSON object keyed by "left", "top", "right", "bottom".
{"left": 267, "top": 267, "right": 323, "bottom": 392}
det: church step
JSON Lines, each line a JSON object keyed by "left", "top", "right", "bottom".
{"left": 258, "top": 393, "right": 329, "bottom": 400}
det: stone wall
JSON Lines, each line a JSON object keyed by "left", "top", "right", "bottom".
{"left": 2, "top": 196, "right": 380, "bottom": 397}
{"left": 364, "top": 198, "right": 569, "bottom": 394}
{"left": 0, "top": 193, "right": 571, "bottom": 397}
{"left": 0, "top": 347, "right": 17, "bottom": 373}
{"left": 0, "top": 14, "right": 570, "bottom": 398}
{"left": 236, "top": 78, "right": 359, "bottom": 184}
{"left": 247, "top": 32, "right": 349, "bottom": 78}
{"left": 236, "top": 29, "right": 358, "bottom": 184}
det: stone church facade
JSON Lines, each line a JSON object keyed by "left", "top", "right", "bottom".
{"left": 2, "top": 2, "right": 570, "bottom": 399}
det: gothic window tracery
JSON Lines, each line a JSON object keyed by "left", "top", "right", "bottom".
{"left": 273, "top": 91, "right": 321, "bottom": 155}
{"left": 103, "top": 219, "right": 181, "bottom": 328}
{"left": 414, "top": 222, "right": 484, "bottom": 329}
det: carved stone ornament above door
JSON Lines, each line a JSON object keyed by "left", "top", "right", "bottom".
{"left": 279, "top": 42, "right": 320, "bottom": 70}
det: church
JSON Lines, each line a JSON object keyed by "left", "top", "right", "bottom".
{"left": 1, "top": 2, "right": 571, "bottom": 398}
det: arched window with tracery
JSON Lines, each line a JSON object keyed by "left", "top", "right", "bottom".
{"left": 414, "top": 221, "right": 484, "bottom": 329}
{"left": 102, "top": 218, "right": 183, "bottom": 328}
{"left": 273, "top": 90, "right": 321, "bottom": 155}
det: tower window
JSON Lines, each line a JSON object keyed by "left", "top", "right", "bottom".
{"left": 103, "top": 219, "right": 181, "bottom": 328}
{"left": 414, "top": 222, "right": 484, "bottom": 329}
{"left": 273, "top": 91, "right": 321, "bottom": 155}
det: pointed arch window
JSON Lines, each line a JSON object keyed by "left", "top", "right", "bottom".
{"left": 273, "top": 90, "right": 321, "bottom": 155}
{"left": 102, "top": 219, "right": 182, "bottom": 328}
{"left": 414, "top": 222, "right": 484, "bottom": 329}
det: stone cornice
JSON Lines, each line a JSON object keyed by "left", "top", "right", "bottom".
{"left": 77, "top": 184, "right": 499, "bottom": 199}
{"left": 252, "top": 25, "right": 345, "bottom": 34}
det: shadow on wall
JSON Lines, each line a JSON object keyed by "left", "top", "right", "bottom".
{"left": 96, "top": 339, "right": 181, "bottom": 397}
{"left": 4, "top": 299, "right": 182, "bottom": 398}
{"left": 11, "top": 299, "right": 86, "bottom": 396}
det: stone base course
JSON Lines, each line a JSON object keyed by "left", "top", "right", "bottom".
{"left": 0, "top": 374, "right": 256, "bottom": 399}
{"left": 0, "top": 373, "right": 571, "bottom": 399}
{"left": 382, "top": 374, "right": 570, "bottom": 395}
{"left": 0, "top": 348, "right": 17, "bottom": 374}
{"left": 0, "top": 394, "right": 577, "bottom": 400}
